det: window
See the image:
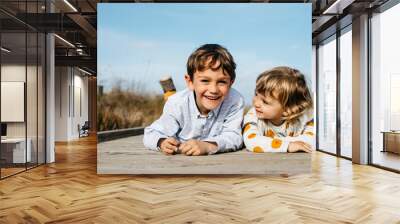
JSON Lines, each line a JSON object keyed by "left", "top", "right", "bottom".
{"left": 317, "top": 35, "right": 337, "bottom": 154}
{"left": 370, "top": 2, "right": 400, "bottom": 171}
{"left": 339, "top": 27, "right": 352, "bottom": 158}
{"left": 0, "top": 2, "right": 46, "bottom": 179}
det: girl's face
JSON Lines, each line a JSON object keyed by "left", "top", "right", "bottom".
{"left": 253, "top": 92, "right": 284, "bottom": 125}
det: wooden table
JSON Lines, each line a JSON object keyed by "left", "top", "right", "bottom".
{"left": 381, "top": 131, "right": 400, "bottom": 154}
{"left": 98, "top": 135, "right": 311, "bottom": 175}
{"left": 1, "top": 138, "right": 32, "bottom": 164}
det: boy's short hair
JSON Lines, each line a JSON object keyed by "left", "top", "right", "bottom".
{"left": 256, "top": 66, "right": 313, "bottom": 122}
{"left": 187, "top": 44, "right": 236, "bottom": 81}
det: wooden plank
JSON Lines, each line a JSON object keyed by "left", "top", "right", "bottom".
{"left": 97, "top": 135, "right": 311, "bottom": 175}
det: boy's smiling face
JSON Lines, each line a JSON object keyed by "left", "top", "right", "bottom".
{"left": 185, "top": 61, "right": 233, "bottom": 115}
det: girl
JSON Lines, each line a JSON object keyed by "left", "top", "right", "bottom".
{"left": 243, "top": 66, "right": 314, "bottom": 153}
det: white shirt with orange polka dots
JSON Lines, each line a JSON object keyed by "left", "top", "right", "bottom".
{"left": 242, "top": 107, "right": 315, "bottom": 152}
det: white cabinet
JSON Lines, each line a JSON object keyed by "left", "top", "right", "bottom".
{"left": 1, "top": 138, "right": 32, "bottom": 163}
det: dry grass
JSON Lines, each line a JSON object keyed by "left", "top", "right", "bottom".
{"left": 97, "top": 80, "right": 252, "bottom": 131}
{"left": 97, "top": 83, "right": 164, "bottom": 131}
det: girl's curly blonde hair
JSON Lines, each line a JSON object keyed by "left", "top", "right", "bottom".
{"left": 255, "top": 66, "right": 313, "bottom": 123}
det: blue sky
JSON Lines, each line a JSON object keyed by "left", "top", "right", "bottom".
{"left": 98, "top": 3, "right": 311, "bottom": 105}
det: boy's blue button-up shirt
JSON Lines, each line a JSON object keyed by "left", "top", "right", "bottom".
{"left": 143, "top": 88, "right": 244, "bottom": 154}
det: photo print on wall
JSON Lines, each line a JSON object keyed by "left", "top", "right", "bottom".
{"left": 97, "top": 3, "right": 313, "bottom": 175}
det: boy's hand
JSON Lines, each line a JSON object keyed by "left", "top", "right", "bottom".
{"left": 179, "top": 140, "right": 217, "bottom": 156}
{"left": 158, "top": 137, "right": 180, "bottom": 155}
{"left": 288, "top": 141, "right": 312, "bottom": 153}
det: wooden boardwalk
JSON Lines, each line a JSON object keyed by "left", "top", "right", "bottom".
{"left": 98, "top": 135, "right": 311, "bottom": 175}
{"left": 1, "top": 135, "right": 400, "bottom": 223}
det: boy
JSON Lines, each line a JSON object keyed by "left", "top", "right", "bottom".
{"left": 143, "top": 44, "right": 244, "bottom": 155}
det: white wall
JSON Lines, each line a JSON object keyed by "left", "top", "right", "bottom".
{"left": 55, "top": 66, "right": 69, "bottom": 141}
{"left": 72, "top": 72, "right": 89, "bottom": 137}
{"left": 55, "top": 67, "right": 89, "bottom": 141}
{"left": 1, "top": 63, "right": 46, "bottom": 164}
{"left": 1, "top": 65, "right": 37, "bottom": 138}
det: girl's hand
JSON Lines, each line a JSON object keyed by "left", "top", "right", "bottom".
{"left": 288, "top": 141, "right": 312, "bottom": 153}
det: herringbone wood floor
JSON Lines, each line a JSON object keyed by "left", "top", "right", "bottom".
{"left": 1, "top": 135, "right": 400, "bottom": 224}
